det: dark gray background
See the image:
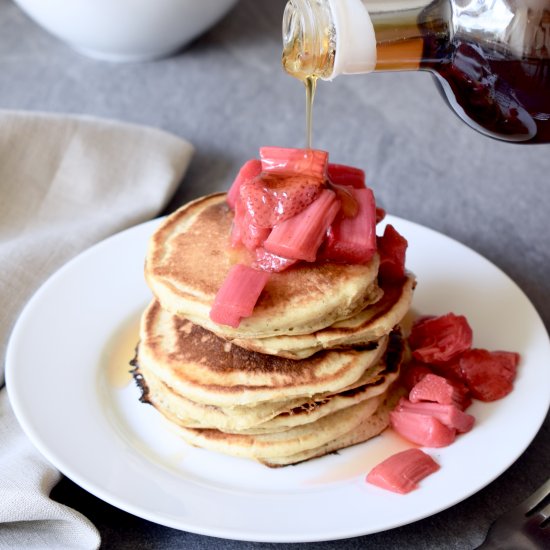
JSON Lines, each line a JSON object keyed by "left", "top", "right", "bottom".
{"left": 1, "top": 0, "right": 548, "bottom": 548}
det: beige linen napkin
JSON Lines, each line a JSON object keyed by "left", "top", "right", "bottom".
{"left": 0, "top": 110, "right": 194, "bottom": 549}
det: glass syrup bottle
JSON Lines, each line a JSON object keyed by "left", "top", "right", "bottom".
{"left": 282, "top": 0, "right": 550, "bottom": 144}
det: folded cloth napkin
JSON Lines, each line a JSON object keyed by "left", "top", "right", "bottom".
{"left": 0, "top": 110, "right": 194, "bottom": 549}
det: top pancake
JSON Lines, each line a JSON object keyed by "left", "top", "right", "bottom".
{"left": 145, "top": 193, "right": 382, "bottom": 339}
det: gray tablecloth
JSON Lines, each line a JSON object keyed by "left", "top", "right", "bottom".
{"left": 1, "top": 0, "right": 548, "bottom": 548}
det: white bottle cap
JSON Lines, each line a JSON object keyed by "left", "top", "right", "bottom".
{"left": 328, "top": 0, "right": 377, "bottom": 79}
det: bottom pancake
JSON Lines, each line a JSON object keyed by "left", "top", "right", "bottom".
{"left": 132, "top": 333, "right": 404, "bottom": 466}
{"left": 161, "top": 393, "right": 398, "bottom": 467}
{"left": 260, "top": 396, "right": 397, "bottom": 467}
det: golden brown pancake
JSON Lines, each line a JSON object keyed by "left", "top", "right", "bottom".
{"left": 231, "top": 273, "right": 416, "bottom": 359}
{"left": 133, "top": 304, "right": 405, "bottom": 465}
{"left": 137, "top": 300, "right": 390, "bottom": 408}
{"left": 144, "top": 193, "right": 382, "bottom": 339}
{"left": 134, "top": 342, "right": 399, "bottom": 433}
{"left": 161, "top": 394, "right": 398, "bottom": 467}
{"left": 137, "top": 188, "right": 414, "bottom": 467}
{"left": 259, "top": 397, "right": 396, "bottom": 467}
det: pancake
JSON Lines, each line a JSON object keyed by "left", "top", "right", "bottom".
{"left": 133, "top": 308, "right": 404, "bottom": 465}
{"left": 137, "top": 300, "right": 389, "bottom": 408}
{"left": 133, "top": 336, "right": 400, "bottom": 433}
{"left": 231, "top": 273, "right": 416, "bottom": 359}
{"left": 164, "top": 394, "right": 398, "bottom": 467}
{"left": 137, "top": 186, "right": 414, "bottom": 467}
{"left": 144, "top": 193, "right": 382, "bottom": 339}
{"left": 260, "top": 397, "right": 396, "bottom": 467}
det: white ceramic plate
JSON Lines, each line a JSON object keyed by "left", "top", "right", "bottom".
{"left": 6, "top": 216, "right": 550, "bottom": 543}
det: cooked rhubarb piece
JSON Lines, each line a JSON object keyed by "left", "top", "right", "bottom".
{"left": 433, "top": 358, "right": 465, "bottom": 382}
{"left": 240, "top": 175, "right": 324, "bottom": 228}
{"left": 209, "top": 304, "right": 242, "bottom": 328}
{"left": 231, "top": 199, "right": 271, "bottom": 250}
{"left": 441, "top": 376, "right": 472, "bottom": 410}
{"left": 241, "top": 222, "right": 271, "bottom": 252}
{"left": 330, "top": 184, "right": 359, "bottom": 218}
{"left": 395, "top": 398, "right": 475, "bottom": 433}
{"left": 327, "top": 163, "right": 365, "bottom": 188}
{"left": 487, "top": 351, "right": 521, "bottom": 380}
{"left": 457, "top": 349, "right": 520, "bottom": 401}
{"left": 230, "top": 213, "right": 242, "bottom": 248}
{"left": 230, "top": 198, "right": 247, "bottom": 247}
{"left": 320, "top": 187, "right": 377, "bottom": 264}
{"left": 226, "top": 159, "right": 262, "bottom": 209}
{"left": 409, "top": 313, "right": 473, "bottom": 365}
{"left": 324, "top": 160, "right": 370, "bottom": 217}
{"left": 377, "top": 224, "right": 408, "bottom": 282}
{"left": 264, "top": 189, "right": 341, "bottom": 262}
{"left": 409, "top": 372, "right": 470, "bottom": 409}
{"left": 366, "top": 448, "right": 440, "bottom": 494}
{"left": 253, "top": 247, "right": 297, "bottom": 273}
{"left": 401, "top": 361, "right": 433, "bottom": 392}
{"left": 259, "top": 147, "right": 328, "bottom": 179}
{"left": 424, "top": 361, "right": 473, "bottom": 409}
{"left": 390, "top": 409, "right": 457, "bottom": 447}
{"left": 210, "top": 264, "right": 270, "bottom": 328}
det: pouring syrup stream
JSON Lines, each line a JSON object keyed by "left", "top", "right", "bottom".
{"left": 304, "top": 75, "right": 317, "bottom": 149}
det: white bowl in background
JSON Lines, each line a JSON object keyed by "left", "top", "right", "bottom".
{"left": 13, "top": 0, "right": 239, "bottom": 61}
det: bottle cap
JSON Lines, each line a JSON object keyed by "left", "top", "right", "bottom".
{"left": 328, "top": 0, "right": 377, "bottom": 78}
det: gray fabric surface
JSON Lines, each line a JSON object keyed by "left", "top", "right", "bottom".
{"left": 1, "top": 0, "right": 548, "bottom": 548}
{"left": 0, "top": 109, "right": 194, "bottom": 550}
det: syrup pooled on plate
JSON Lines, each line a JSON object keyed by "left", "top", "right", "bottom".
{"left": 104, "top": 310, "right": 141, "bottom": 389}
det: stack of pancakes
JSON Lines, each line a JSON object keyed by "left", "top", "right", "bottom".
{"left": 134, "top": 193, "right": 415, "bottom": 467}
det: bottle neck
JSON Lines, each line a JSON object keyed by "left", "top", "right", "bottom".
{"left": 282, "top": 0, "right": 451, "bottom": 79}
{"left": 369, "top": 1, "right": 443, "bottom": 71}
{"left": 282, "top": 0, "right": 336, "bottom": 80}
{"left": 283, "top": 0, "right": 550, "bottom": 80}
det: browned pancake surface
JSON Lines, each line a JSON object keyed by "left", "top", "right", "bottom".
{"left": 145, "top": 194, "right": 382, "bottom": 338}
{"left": 141, "top": 301, "right": 386, "bottom": 393}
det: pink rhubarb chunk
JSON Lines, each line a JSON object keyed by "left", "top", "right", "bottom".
{"left": 409, "top": 313, "right": 473, "bottom": 365}
{"left": 209, "top": 264, "right": 270, "bottom": 328}
{"left": 457, "top": 349, "right": 520, "bottom": 401}
{"left": 231, "top": 199, "right": 271, "bottom": 250}
{"left": 390, "top": 409, "right": 457, "bottom": 447}
{"left": 395, "top": 398, "right": 475, "bottom": 433}
{"left": 327, "top": 163, "right": 365, "bottom": 188}
{"left": 401, "top": 361, "right": 433, "bottom": 392}
{"left": 253, "top": 247, "right": 298, "bottom": 273}
{"left": 227, "top": 159, "right": 262, "bottom": 209}
{"left": 259, "top": 147, "right": 328, "bottom": 179}
{"left": 263, "top": 189, "right": 341, "bottom": 262}
{"left": 409, "top": 373, "right": 469, "bottom": 410}
{"left": 366, "top": 449, "right": 440, "bottom": 494}
{"left": 376, "top": 207, "right": 386, "bottom": 224}
{"left": 321, "top": 187, "right": 377, "bottom": 263}
{"left": 377, "top": 224, "right": 408, "bottom": 281}
{"left": 240, "top": 222, "right": 271, "bottom": 252}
